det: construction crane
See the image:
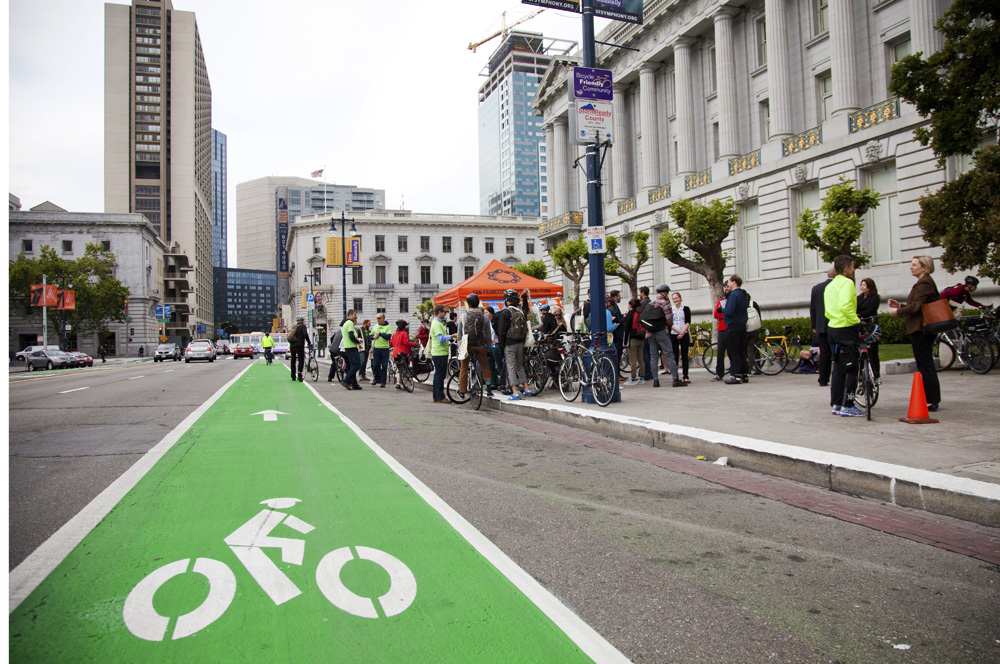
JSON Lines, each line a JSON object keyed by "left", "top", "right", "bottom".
{"left": 467, "top": 8, "right": 545, "bottom": 53}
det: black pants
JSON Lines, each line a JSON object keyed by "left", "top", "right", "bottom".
{"left": 670, "top": 333, "right": 690, "bottom": 379}
{"left": 289, "top": 345, "right": 305, "bottom": 379}
{"left": 910, "top": 331, "right": 941, "bottom": 405}
{"left": 726, "top": 324, "right": 748, "bottom": 379}
{"left": 327, "top": 352, "right": 341, "bottom": 380}
{"left": 817, "top": 332, "right": 833, "bottom": 386}
{"left": 715, "top": 329, "right": 728, "bottom": 378}
{"left": 829, "top": 326, "right": 858, "bottom": 408}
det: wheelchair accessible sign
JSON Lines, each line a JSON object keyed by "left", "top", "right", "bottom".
{"left": 10, "top": 364, "right": 628, "bottom": 663}
{"left": 586, "top": 226, "right": 607, "bottom": 254}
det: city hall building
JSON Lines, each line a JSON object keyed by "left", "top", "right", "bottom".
{"left": 533, "top": 0, "right": 995, "bottom": 317}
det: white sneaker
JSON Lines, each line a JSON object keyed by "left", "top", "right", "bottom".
{"left": 624, "top": 378, "right": 639, "bottom": 386}
{"left": 637, "top": 377, "right": 645, "bottom": 384}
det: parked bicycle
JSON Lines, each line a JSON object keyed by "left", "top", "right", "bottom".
{"left": 702, "top": 335, "right": 787, "bottom": 376}
{"left": 933, "top": 315, "right": 995, "bottom": 374}
{"left": 557, "top": 332, "right": 617, "bottom": 406}
{"left": 762, "top": 325, "right": 806, "bottom": 373}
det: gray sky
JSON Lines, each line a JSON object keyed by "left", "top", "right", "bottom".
{"left": 9, "top": 0, "right": 608, "bottom": 266}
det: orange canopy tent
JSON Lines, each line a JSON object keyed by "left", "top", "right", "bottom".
{"left": 433, "top": 260, "right": 563, "bottom": 308}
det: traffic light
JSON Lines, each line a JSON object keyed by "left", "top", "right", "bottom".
{"left": 130, "top": 327, "right": 135, "bottom": 335}
{"left": 159, "top": 326, "right": 164, "bottom": 334}
{"left": 128, "top": 337, "right": 133, "bottom": 343}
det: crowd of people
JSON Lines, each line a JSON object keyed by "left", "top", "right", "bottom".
{"left": 281, "top": 260, "right": 991, "bottom": 417}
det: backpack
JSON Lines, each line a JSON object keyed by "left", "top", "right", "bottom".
{"left": 508, "top": 307, "right": 527, "bottom": 342}
{"left": 639, "top": 303, "right": 667, "bottom": 333}
{"left": 286, "top": 325, "right": 298, "bottom": 343}
{"left": 465, "top": 310, "right": 488, "bottom": 348}
{"left": 630, "top": 310, "right": 646, "bottom": 339}
{"left": 746, "top": 299, "right": 762, "bottom": 332}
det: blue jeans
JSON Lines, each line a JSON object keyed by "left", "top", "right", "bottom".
{"left": 432, "top": 355, "right": 448, "bottom": 401}
{"left": 372, "top": 348, "right": 390, "bottom": 385}
{"left": 344, "top": 347, "right": 361, "bottom": 387}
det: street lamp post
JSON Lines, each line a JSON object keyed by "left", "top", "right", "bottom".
{"left": 54, "top": 275, "right": 73, "bottom": 352}
{"left": 329, "top": 211, "right": 356, "bottom": 323}
{"left": 303, "top": 273, "right": 319, "bottom": 344}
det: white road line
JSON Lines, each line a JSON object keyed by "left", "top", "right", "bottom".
{"left": 128, "top": 376, "right": 145, "bottom": 380}
{"left": 164, "top": 370, "right": 174, "bottom": 373}
{"left": 9, "top": 363, "right": 256, "bottom": 613}
{"left": 59, "top": 387, "right": 90, "bottom": 394}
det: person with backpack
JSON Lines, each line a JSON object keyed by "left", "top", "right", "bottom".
{"left": 494, "top": 288, "right": 532, "bottom": 400}
{"left": 941, "top": 275, "right": 988, "bottom": 314}
{"left": 641, "top": 284, "right": 686, "bottom": 388}
{"left": 712, "top": 283, "right": 729, "bottom": 382}
{"left": 624, "top": 298, "right": 646, "bottom": 385}
{"left": 287, "top": 315, "right": 312, "bottom": 382}
{"left": 455, "top": 293, "right": 494, "bottom": 400}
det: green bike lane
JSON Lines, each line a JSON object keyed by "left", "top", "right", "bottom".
{"left": 10, "top": 363, "right": 629, "bottom": 663}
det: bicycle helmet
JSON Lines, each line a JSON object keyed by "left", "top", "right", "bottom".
{"left": 466, "top": 293, "right": 480, "bottom": 308}
{"left": 655, "top": 283, "right": 671, "bottom": 294}
{"left": 504, "top": 288, "right": 518, "bottom": 303}
{"left": 396, "top": 319, "right": 408, "bottom": 330}
{"left": 296, "top": 316, "right": 305, "bottom": 322}
{"left": 539, "top": 304, "right": 550, "bottom": 311}
{"left": 965, "top": 276, "right": 980, "bottom": 287}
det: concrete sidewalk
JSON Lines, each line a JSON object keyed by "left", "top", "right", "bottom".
{"left": 396, "top": 360, "right": 1000, "bottom": 527}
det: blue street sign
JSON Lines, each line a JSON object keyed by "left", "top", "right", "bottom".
{"left": 573, "top": 67, "right": 613, "bottom": 101}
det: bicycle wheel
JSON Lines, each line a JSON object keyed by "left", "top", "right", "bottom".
{"left": 591, "top": 355, "right": 618, "bottom": 407}
{"left": 470, "top": 368, "right": 484, "bottom": 411}
{"left": 446, "top": 373, "right": 471, "bottom": 403}
{"left": 527, "top": 354, "right": 547, "bottom": 393}
{"left": 966, "top": 336, "right": 995, "bottom": 374}
{"left": 691, "top": 342, "right": 706, "bottom": 369}
{"left": 387, "top": 358, "right": 397, "bottom": 383}
{"left": 447, "top": 357, "right": 460, "bottom": 378}
{"left": 308, "top": 357, "right": 319, "bottom": 382}
{"left": 755, "top": 342, "right": 787, "bottom": 375}
{"left": 784, "top": 342, "right": 803, "bottom": 373}
{"left": 702, "top": 343, "right": 719, "bottom": 374}
{"left": 933, "top": 335, "right": 956, "bottom": 371}
{"left": 619, "top": 349, "right": 630, "bottom": 377}
{"left": 854, "top": 356, "right": 878, "bottom": 416}
{"left": 413, "top": 359, "right": 431, "bottom": 383}
{"left": 558, "top": 356, "right": 582, "bottom": 402}
{"left": 399, "top": 364, "right": 415, "bottom": 393}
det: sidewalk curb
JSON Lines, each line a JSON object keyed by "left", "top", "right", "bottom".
{"left": 412, "top": 381, "right": 999, "bottom": 528}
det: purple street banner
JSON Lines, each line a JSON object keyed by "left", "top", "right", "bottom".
{"left": 522, "top": 0, "right": 643, "bottom": 25}
{"left": 572, "top": 67, "right": 613, "bottom": 101}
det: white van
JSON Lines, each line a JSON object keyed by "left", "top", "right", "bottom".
{"left": 14, "top": 345, "right": 61, "bottom": 362}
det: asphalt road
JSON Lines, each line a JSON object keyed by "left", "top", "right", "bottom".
{"left": 9, "top": 359, "right": 999, "bottom": 663}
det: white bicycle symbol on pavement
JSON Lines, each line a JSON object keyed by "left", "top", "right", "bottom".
{"left": 123, "top": 498, "right": 417, "bottom": 641}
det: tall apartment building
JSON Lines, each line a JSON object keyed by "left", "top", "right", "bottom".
{"left": 105, "top": 0, "right": 213, "bottom": 341}
{"left": 478, "top": 32, "right": 575, "bottom": 219}
{"left": 236, "top": 176, "right": 385, "bottom": 305}
{"left": 533, "top": 0, "right": 995, "bottom": 317}
{"left": 211, "top": 128, "right": 227, "bottom": 268}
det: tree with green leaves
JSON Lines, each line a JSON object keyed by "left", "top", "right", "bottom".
{"left": 796, "top": 177, "right": 879, "bottom": 269}
{"left": 415, "top": 299, "right": 435, "bottom": 322}
{"left": 659, "top": 198, "right": 738, "bottom": 303}
{"left": 604, "top": 231, "right": 649, "bottom": 301}
{"left": 549, "top": 237, "right": 589, "bottom": 309}
{"left": 889, "top": 1, "right": 1000, "bottom": 280}
{"left": 513, "top": 259, "right": 548, "bottom": 280}
{"left": 9, "top": 243, "right": 130, "bottom": 343}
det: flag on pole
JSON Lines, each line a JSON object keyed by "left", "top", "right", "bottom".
{"left": 311, "top": 169, "right": 324, "bottom": 178}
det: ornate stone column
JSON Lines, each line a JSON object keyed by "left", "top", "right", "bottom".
{"left": 611, "top": 83, "right": 630, "bottom": 202}
{"left": 764, "top": 0, "right": 793, "bottom": 137}
{"left": 713, "top": 8, "right": 739, "bottom": 160}
{"left": 639, "top": 64, "right": 661, "bottom": 190}
{"left": 552, "top": 116, "right": 569, "bottom": 216}
{"left": 829, "top": 0, "right": 859, "bottom": 115}
{"left": 673, "top": 37, "right": 696, "bottom": 175}
{"left": 544, "top": 122, "right": 556, "bottom": 215}
{"left": 910, "top": 0, "right": 943, "bottom": 58}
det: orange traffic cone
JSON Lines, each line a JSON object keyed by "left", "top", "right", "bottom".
{"left": 899, "top": 372, "right": 939, "bottom": 424}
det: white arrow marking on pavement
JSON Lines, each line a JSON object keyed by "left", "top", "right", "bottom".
{"left": 59, "top": 387, "right": 90, "bottom": 394}
{"left": 251, "top": 410, "right": 288, "bottom": 422}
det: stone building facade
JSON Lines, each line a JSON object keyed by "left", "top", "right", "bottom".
{"left": 9, "top": 209, "right": 167, "bottom": 356}
{"left": 533, "top": 0, "right": 996, "bottom": 317}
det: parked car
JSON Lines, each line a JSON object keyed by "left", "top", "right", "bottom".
{"left": 69, "top": 351, "right": 93, "bottom": 367}
{"left": 14, "top": 345, "right": 61, "bottom": 362}
{"left": 232, "top": 343, "right": 255, "bottom": 359}
{"left": 184, "top": 340, "right": 216, "bottom": 363}
{"left": 154, "top": 343, "right": 182, "bottom": 362}
{"left": 273, "top": 341, "right": 290, "bottom": 357}
{"left": 25, "top": 349, "right": 76, "bottom": 372}
{"left": 215, "top": 340, "right": 231, "bottom": 355}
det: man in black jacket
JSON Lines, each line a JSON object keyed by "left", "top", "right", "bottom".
{"left": 810, "top": 266, "right": 836, "bottom": 387}
{"left": 609, "top": 290, "right": 626, "bottom": 381}
{"left": 288, "top": 316, "right": 312, "bottom": 382}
